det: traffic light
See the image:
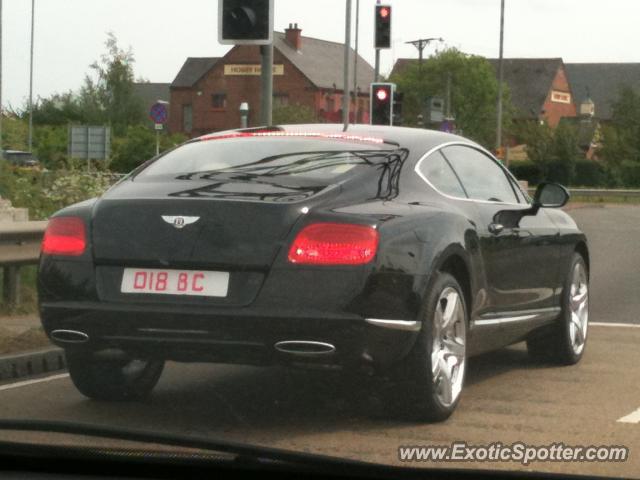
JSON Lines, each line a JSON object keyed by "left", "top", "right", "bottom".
{"left": 374, "top": 5, "right": 392, "bottom": 49}
{"left": 393, "top": 91, "right": 404, "bottom": 126}
{"left": 218, "top": 0, "right": 274, "bottom": 45}
{"left": 370, "top": 83, "right": 395, "bottom": 126}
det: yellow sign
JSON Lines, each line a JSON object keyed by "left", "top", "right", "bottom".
{"left": 551, "top": 91, "right": 572, "bottom": 104}
{"left": 224, "top": 64, "right": 285, "bottom": 76}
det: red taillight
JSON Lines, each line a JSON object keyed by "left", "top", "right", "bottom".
{"left": 288, "top": 223, "right": 379, "bottom": 265}
{"left": 42, "top": 217, "right": 86, "bottom": 256}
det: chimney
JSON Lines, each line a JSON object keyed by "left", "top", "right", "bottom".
{"left": 285, "top": 23, "right": 302, "bottom": 51}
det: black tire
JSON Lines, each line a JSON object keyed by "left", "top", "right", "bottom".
{"left": 527, "top": 253, "right": 589, "bottom": 365}
{"left": 386, "top": 272, "right": 468, "bottom": 422}
{"left": 66, "top": 351, "right": 165, "bottom": 401}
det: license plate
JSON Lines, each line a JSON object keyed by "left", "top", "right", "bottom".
{"left": 120, "top": 268, "right": 229, "bottom": 297}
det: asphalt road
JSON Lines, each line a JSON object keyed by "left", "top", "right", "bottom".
{"left": 0, "top": 204, "right": 638, "bottom": 479}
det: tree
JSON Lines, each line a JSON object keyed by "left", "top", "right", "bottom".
{"left": 390, "top": 48, "right": 511, "bottom": 148}
{"left": 84, "top": 32, "right": 145, "bottom": 134}
{"left": 110, "top": 125, "right": 187, "bottom": 173}
{"left": 601, "top": 87, "right": 640, "bottom": 166}
{"left": 517, "top": 120, "right": 581, "bottom": 184}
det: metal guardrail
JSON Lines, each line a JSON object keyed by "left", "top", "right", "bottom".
{"left": 528, "top": 188, "right": 640, "bottom": 200}
{"left": 0, "top": 221, "right": 47, "bottom": 306}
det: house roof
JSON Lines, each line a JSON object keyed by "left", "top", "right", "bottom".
{"left": 565, "top": 63, "right": 640, "bottom": 120}
{"left": 487, "top": 58, "right": 564, "bottom": 118}
{"left": 171, "top": 57, "right": 222, "bottom": 88}
{"left": 133, "top": 82, "right": 170, "bottom": 109}
{"left": 389, "top": 58, "right": 415, "bottom": 78}
{"left": 170, "top": 32, "right": 374, "bottom": 93}
{"left": 273, "top": 31, "right": 375, "bottom": 91}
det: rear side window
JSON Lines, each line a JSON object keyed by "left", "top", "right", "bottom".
{"left": 418, "top": 150, "right": 467, "bottom": 198}
{"left": 441, "top": 145, "right": 519, "bottom": 204}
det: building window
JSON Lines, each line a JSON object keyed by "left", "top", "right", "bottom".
{"left": 212, "top": 93, "right": 227, "bottom": 110}
{"left": 182, "top": 104, "right": 193, "bottom": 133}
{"left": 274, "top": 93, "right": 289, "bottom": 107}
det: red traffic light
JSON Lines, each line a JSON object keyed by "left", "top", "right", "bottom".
{"left": 379, "top": 7, "right": 390, "bottom": 19}
{"left": 376, "top": 88, "right": 389, "bottom": 102}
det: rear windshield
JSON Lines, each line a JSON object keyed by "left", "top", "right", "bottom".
{"left": 137, "top": 137, "right": 397, "bottom": 181}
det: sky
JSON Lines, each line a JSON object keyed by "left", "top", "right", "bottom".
{"left": 1, "top": 0, "right": 638, "bottom": 110}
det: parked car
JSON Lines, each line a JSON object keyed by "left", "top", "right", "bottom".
{"left": 38, "top": 125, "right": 589, "bottom": 421}
{"left": 2, "top": 150, "right": 40, "bottom": 169}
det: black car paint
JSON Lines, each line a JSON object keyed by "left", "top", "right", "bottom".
{"left": 38, "top": 125, "right": 588, "bottom": 372}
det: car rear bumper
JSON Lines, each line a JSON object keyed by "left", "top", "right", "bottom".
{"left": 40, "top": 301, "right": 420, "bottom": 372}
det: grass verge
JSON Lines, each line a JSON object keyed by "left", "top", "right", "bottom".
{"left": 0, "top": 326, "right": 51, "bottom": 355}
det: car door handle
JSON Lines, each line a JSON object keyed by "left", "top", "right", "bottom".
{"left": 488, "top": 223, "right": 504, "bottom": 235}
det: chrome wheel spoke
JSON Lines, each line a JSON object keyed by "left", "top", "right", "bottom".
{"left": 441, "top": 292, "right": 460, "bottom": 331}
{"left": 571, "top": 289, "right": 587, "bottom": 310}
{"left": 443, "top": 337, "right": 465, "bottom": 361}
{"left": 571, "top": 313, "right": 585, "bottom": 345}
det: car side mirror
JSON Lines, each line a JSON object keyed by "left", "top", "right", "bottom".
{"left": 492, "top": 182, "right": 570, "bottom": 230}
{"left": 533, "top": 182, "right": 570, "bottom": 209}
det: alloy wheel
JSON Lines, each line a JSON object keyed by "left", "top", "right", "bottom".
{"left": 569, "top": 262, "right": 589, "bottom": 355}
{"left": 431, "top": 287, "right": 466, "bottom": 407}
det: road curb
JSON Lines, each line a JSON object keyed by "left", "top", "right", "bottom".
{"left": 0, "top": 347, "right": 66, "bottom": 382}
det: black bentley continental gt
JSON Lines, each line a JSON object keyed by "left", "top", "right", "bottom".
{"left": 38, "top": 125, "right": 589, "bottom": 421}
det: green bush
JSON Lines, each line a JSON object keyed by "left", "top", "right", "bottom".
{"left": 509, "top": 161, "right": 542, "bottom": 185}
{"left": 0, "top": 161, "right": 113, "bottom": 219}
{"left": 617, "top": 161, "right": 640, "bottom": 188}
{"left": 572, "top": 160, "right": 608, "bottom": 187}
{"left": 110, "top": 125, "right": 186, "bottom": 173}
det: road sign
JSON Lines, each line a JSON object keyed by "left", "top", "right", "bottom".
{"left": 149, "top": 103, "right": 168, "bottom": 124}
{"left": 68, "top": 125, "right": 111, "bottom": 160}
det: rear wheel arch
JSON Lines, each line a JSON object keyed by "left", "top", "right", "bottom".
{"left": 435, "top": 252, "right": 472, "bottom": 323}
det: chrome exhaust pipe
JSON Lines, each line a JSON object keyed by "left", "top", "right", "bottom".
{"left": 50, "top": 329, "right": 89, "bottom": 344}
{"left": 274, "top": 340, "right": 336, "bottom": 356}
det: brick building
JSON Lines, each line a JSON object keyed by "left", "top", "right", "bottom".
{"left": 169, "top": 25, "right": 375, "bottom": 136}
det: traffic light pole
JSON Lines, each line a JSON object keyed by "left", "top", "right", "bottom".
{"left": 342, "top": 0, "right": 352, "bottom": 131}
{"left": 496, "top": 0, "right": 506, "bottom": 158}
{"left": 260, "top": 44, "right": 273, "bottom": 126}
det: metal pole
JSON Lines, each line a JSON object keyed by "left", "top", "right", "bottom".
{"left": 0, "top": 0, "right": 3, "bottom": 160}
{"left": 496, "top": 0, "right": 505, "bottom": 155}
{"left": 260, "top": 44, "right": 273, "bottom": 126}
{"left": 373, "top": 0, "right": 380, "bottom": 82}
{"left": 28, "top": 0, "right": 34, "bottom": 152}
{"left": 353, "top": 0, "right": 359, "bottom": 123}
{"left": 155, "top": 129, "right": 160, "bottom": 156}
{"left": 342, "top": 0, "right": 352, "bottom": 130}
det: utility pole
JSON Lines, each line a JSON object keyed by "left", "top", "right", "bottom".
{"left": 406, "top": 37, "right": 443, "bottom": 125}
{"left": 342, "top": 0, "right": 352, "bottom": 130}
{"left": 28, "top": 0, "right": 35, "bottom": 152}
{"left": 374, "top": 0, "right": 380, "bottom": 81}
{"left": 0, "top": 0, "right": 3, "bottom": 160}
{"left": 496, "top": 0, "right": 506, "bottom": 157}
{"left": 352, "top": 0, "right": 359, "bottom": 122}
{"left": 405, "top": 37, "right": 443, "bottom": 72}
{"left": 260, "top": 44, "right": 273, "bottom": 126}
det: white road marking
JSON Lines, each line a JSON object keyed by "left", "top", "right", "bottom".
{"left": 590, "top": 322, "right": 640, "bottom": 328}
{"left": 0, "top": 373, "right": 69, "bottom": 392}
{"left": 618, "top": 407, "right": 640, "bottom": 424}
